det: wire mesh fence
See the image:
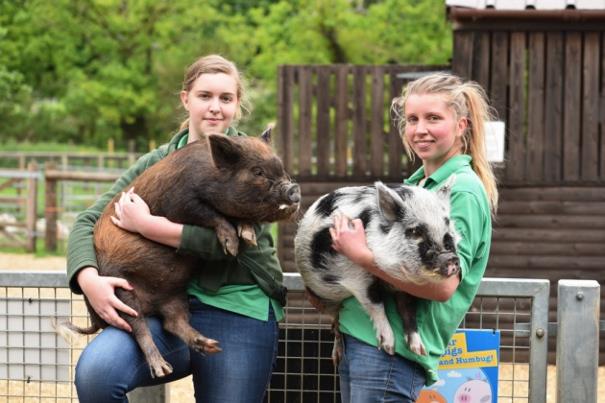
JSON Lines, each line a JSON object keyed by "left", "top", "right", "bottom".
{"left": 0, "top": 272, "right": 549, "bottom": 402}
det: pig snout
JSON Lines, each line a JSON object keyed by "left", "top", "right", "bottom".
{"left": 437, "top": 253, "right": 460, "bottom": 277}
{"left": 286, "top": 184, "right": 301, "bottom": 204}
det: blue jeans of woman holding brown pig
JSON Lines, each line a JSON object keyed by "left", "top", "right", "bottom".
{"left": 75, "top": 299, "right": 279, "bottom": 403}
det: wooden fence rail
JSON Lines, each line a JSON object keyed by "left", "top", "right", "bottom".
{"left": 0, "top": 151, "right": 139, "bottom": 171}
{"left": 0, "top": 163, "right": 39, "bottom": 252}
{"left": 44, "top": 166, "right": 120, "bottom": 252}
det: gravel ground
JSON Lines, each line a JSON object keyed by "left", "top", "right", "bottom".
{"left": 0, "top": 252, "right": 67, "bottom": 270}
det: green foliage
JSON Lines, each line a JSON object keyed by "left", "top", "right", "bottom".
{"left": 0, "top": 0, "right": 451, "bottom": 149}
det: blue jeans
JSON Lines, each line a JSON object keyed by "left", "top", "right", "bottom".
{"left": 75, "top": 298, "right": 279, "bottom": 403}
{"left": 338, "top": 334, "right": 426, "bottom": 403}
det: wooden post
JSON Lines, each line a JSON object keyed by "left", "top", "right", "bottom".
{"left": 44, "top": 162, "right": 58, "bottom": 252}
{"left": 25, "top": 162, "right": 38, "bottom": 253}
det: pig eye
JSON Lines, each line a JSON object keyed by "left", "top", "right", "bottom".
{"left": 405, "top": 225, "right": 426, "bottom": 238}
{"left": 252, "top": 167, "right": 264, "bottom": 177}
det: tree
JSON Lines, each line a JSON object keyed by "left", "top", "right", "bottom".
{"left": 0, "top": 0, "right": 452, "bottom": 149}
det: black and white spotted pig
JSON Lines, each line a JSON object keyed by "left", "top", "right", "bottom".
{"left": 294, "top": 178, "right": 460, "bottom": 357}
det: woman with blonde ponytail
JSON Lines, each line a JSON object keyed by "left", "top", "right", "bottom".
{"left": 328, "top": 73, "right": 497, "bottom": 401}
{"left": 67, "top": 55, "right": 282, "bottom": 403}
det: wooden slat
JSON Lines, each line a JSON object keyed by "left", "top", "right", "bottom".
{"left": 316, "top": 67, "right": 331, "bottom": 176}
{"left": 277, "top": 66, "right": 293, "bottom": 172}
{"left": 492, "top": 228, "right": 605, "bottom": 243}
{"left": 499, "top": 186, "right": 605, "bottom": 201}
{"left": 506, "top": 32, "right": 526, "bottom": 181}
{"left": 388, "top": 70, "right": 404, "bottom": 178}
{"left": 370, "top": 66, "right": 384, "bottom": 177}
{"left": 490, "top": 241, "right": 605, "bottom": 256}
{"left": 602, "top": 33, "right": 605, "bottom": 180}
{"left": 581, "top": 32, "right": 600, "bottom": 181}
{"left": 352, "top": 66, "right": 367, "bottom": 177}
{"left": 298, "top": 67, "right": 313, "bottom": 176}
{"left": 452, "top": 30, "right": 473, "bottom": 80}
{"left": 488, "top": 255, "right": 605, "bottom": 270}
{"left": 526, "top": 32, "right": 545, "bottom": 182}
{"left": 563, "top": 32, "right": 582, "bottom": 181}
{"left": 334, "top": 65, "right": 348, "bottom": 177}
{"left": 472, "top": 31, "right": 491, "bottom": 92}
{"left": 498, "top": 200, "right": 605, "bottom": 215}
{"left": 490, "top": 32, "right": 509, "bottom": 128}
{"left": 496, "top": 214, "right": 605, "bottom": 229}
{"left": 543, "top": 32, "right": 564, "bottom": 183}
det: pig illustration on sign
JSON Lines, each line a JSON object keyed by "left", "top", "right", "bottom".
{"left": 63, "top": 129, "right": 300, "bottom": 377}
{"left": 294, "top": 178, "right": 460, "bottom": 359}
{"left": 453, "top": 376, "right": 492, "bottom": 403}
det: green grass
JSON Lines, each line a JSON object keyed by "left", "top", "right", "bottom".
{"left": 0, "top": 139, "right": 103, "bottom": 153}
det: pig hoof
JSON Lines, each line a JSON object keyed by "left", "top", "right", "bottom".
{"left": 150, "top": 360, "right": 173, "bottom": 378}
{"left": 216, "top": 224, "right": 239, "bottom": 256}
{"left": 376, "top": 324, "right": 395, "bottom": 355}
{"left": 407, "top": 332, "right": 427, "bottom": 356}
{"left": 192, "top": 337, "right": 222, "bottom": 355}
{"left": 238, "top": 224, "right": 257, "bottom": 246}
{"left": 331, "top": 335, "right": 343, "bottom": 367}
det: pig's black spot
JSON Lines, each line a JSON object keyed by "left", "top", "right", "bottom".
{"left": 380, "top": 222, "right": 392, "bottom": 234}
{"left": 405, "top": 224, "right": 427, "bottom": 239}
{"left": 444, "top": 217, "right": 450, "bottom": 226}
{"left": 357, "top": 208, "right": 374, "bottom": 228}
{"left": 311, "top": 227, "right": 336, "bottom": 270}
{"left": 316, "top": 192, "right": 339, "bottom": 217}
{"left": 353, "top": 186, "right": 374, "bottom": 204}
{"left": 443, "top": 233, "right": 456, "bottom": 252}
{"left": 394, "top": 186, "right": 414, "bottom": 201}
{"left": 418, "top": 239, "right": 437, "bottom": 267}
{"left": 322, "top": 274, "right": 340, "bottom": 284}
{"left": 367, "top": 279, "right": 387, "bottom": 304}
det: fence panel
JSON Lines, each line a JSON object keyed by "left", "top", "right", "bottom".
{"left": 1, "top": 271, "right": 550, "bottom": 402}
{"left": 277, "top": 64, "right": 448, "bottom": 183}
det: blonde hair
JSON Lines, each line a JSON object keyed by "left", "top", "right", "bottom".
{"left": 179, "top": 54, "right": 249, "bottom": 131}
{"left": 392, "top": 72, "right": 499, "bottom": 213}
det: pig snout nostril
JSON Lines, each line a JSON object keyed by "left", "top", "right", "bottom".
{"left": 287, "top": 184, "right": 301, "bottom": 203}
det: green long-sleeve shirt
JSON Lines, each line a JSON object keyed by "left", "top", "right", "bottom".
{"left": 66, "top": 128, "right": 284, "bottom": 321}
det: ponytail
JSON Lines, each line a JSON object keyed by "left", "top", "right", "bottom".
{"left": 393, "top": 73, "right": 499, "bottom": 214}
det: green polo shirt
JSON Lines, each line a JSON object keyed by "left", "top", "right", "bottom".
{"left": 338, "top": 154, "right": 492, "bottom": 385}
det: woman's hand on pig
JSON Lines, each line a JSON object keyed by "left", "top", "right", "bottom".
{"left": 111, "top": 187, "right": 183, "bottom": 248}
{"left": 77, "top": 266, "right": 138, "bottom": 332}
{"left": 111, "top": 188, "right": 150, "bottom": 234}
{"left": 329, "top": 212, "right": 375, "bottom": 268}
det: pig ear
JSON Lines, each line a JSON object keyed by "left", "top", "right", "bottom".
{"left": 260, "top": 125, "right": 273, "bottom": 144}
{"left": 436, "top": 174, "right": 456, "bottom": 202}
{"left": 209, "top": 134, "right": 243, "bottom": 168}
{"left": 375, "top": 181, "right": 404, "bottom": 223}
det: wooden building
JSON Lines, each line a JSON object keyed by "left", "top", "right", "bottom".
{"left": 276, "top": 0, "right": 605, "bottom": 361}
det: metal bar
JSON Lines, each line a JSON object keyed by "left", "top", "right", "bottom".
{"left": 556, "top": 279, "right": 600, "bottom": 403}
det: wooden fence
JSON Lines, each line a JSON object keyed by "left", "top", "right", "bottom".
{"left": 451, "top": 16, "right": 605, "bottom": 186}
{"left": 276, "top": 64, "right": 450, "bottom": 182}
{"left": 0, "top": 163, "right": 39, "bottom": 252}
{"left": 0, "top": 151, "right": 139, "bottom": 171}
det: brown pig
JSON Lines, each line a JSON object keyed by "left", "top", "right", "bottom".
{"left": 65, "top": 129, "right": 300, "bottom": 378}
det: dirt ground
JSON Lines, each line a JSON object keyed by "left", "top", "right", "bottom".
{"left": 2, "top": 252, "right": 604, "bottom": 402}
